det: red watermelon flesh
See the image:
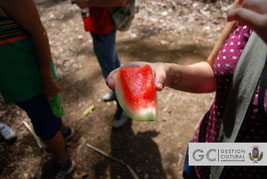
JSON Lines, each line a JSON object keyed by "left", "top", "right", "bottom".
{"left": 114, "top": 65, "right": 157, "bottom": 121}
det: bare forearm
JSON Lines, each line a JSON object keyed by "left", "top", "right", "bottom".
{"left": 165, "top": 62, "right": 216, "bottom": 93}
{"left": 0, "top": 0, "right": 53, "bottom": 77}
{"left": 30, "top": 27, "right": 53, "bottom": 78}
{"left": 0, "top": 0, "right": 60, "bottom": 99}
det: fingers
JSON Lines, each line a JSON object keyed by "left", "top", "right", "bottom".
{"left": 124, "top": 62, "right": 167, "bottom": 91}
{"left": 43, "top": 79, "right": 61, "bottom": 100}
{"left": 106, "top": 62, "right": 167, "bottom": 92}
{"left": 106, "top": 62, "right": 150, "bottom": 89}
{"left": 153, "top": 65, "right": 167, "bottom": 91}
{"left": 227, "top": 8, "right": 266, "bottom": 29}
{"left": 44, "top": 91, "right": 55, "bottom": 101}
{"left": 239, "top": 0, "right": 266, "bottom": 14}
{"left": 228, "top": 0, "right": 267, "bottom": 44}
{"left": 154, "top": 73, "right": 166, "bottom": 91}
{"left": 106, "top": 68, "right": 119, "bottom": 89}
{"left": 52, "top": 81, "right": 61, "bottom": 95}
{"left": 45, "top": 88, "right": 59, "bottom": 100}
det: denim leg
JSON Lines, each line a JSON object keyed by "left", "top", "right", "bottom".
{"left": 91, "top": 29, "right": 121, "bottom": 79}
{"left": 183, "top": 141, "right": 199, "bottom": 179}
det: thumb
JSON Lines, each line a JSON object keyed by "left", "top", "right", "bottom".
{"left": 106, "top": 68, "right": 119, "bottom": 89}
{"left": 154, "top": 71, "right": 166, "bottom": 91}
{"left": 227, "top": 8, "right": 262, "bottom": 30}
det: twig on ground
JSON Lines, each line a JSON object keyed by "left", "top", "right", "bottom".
{"left": 23, "top": 121, "right": 44, "bottom": 149}
{"left": 86, "top": 143, "right": 139, "bottom": 179}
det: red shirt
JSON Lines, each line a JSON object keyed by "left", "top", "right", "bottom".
{"left": 82, "top": 7, "right": 114, "bottom": 34}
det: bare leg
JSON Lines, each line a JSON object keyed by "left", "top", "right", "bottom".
{"left": 46, "top": 131, "right": 67, "bottom": 163}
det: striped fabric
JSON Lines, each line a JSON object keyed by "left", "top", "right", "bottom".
{"left": 0, "top": 16, "right": 28, "bottom": 45}
{"left": 0, "top": 15, "right": 42, "bottom": 103}
{"left": 0, "top": 15, "right": 58, "bottom": 104}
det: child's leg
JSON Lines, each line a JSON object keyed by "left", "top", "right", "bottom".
{"left": 46, "top": 131, "right": 66, "bottom": 162}
{"left": 90, "top": 29, "right": 128, "bottom": 128}
{"left": 16, "top": 94, "right": 68, "bottom": 163}
{"left": 90, "top": 28, "right": 121, "bottom": 79}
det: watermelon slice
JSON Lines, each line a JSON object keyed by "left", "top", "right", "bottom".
{"left": 114, "top": 65, "right": 157, "bottom": 121}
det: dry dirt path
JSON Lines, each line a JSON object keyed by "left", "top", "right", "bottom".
{"left": 0, "top": 0, "right": 232, "bottom": 178}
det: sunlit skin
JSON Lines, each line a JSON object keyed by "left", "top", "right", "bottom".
{"left": 228, "top": 0, "right": 267, "bottom": 44}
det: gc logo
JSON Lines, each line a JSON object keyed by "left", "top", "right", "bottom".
{"left": 192, "top": 149, "right": 217, "bottom": 161}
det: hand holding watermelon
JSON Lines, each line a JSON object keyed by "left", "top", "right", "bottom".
{"left": 106, "top": 61, "right": 215, "bottom": 120}
{"left": 106, "top": 62, "right": 168, "bottom": 91}
{"left": 107, "top": 63, "right": 161, "bottom": 121}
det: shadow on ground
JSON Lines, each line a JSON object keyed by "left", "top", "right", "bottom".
{"left": 40, "top": 159, "right": 75, "bottom": 179}
{"left": 94, "top": 120, "right": 167, "bottom": 179}
{"left": 116, "top": 37, "right": 211, "bottom": 64}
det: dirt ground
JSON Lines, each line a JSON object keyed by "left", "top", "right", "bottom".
{"left": 0, "top": 0, "right": 232, "bottom": 178}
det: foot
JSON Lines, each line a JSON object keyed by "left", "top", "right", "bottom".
{"left": 0, "top": 123, "right": 17, "bottom": 143}
{"left": 53, "top": 159, "right": 75, "bottom": 179}
{"left": 61, "top": 126, "right": 74, "bottom": 142}
{"left": 112, "top": 108, "right": 129, "bottom": 129}
{"left": 102, "top": 90, "right": 116, "bottom": 102}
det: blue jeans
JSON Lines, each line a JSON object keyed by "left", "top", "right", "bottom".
{"left": 183, "top": 141, "right": 199, "bottom": 179}
{"left": 90, "top": 28, "right": 121, "bottom": 78}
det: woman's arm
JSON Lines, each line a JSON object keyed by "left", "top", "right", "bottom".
{"left": 163, "top": 62, "right": 216, "bottom": 93}
{"left": 106, "top": 1, "right": 241, "bottom": 93}
{"left": 106, "top": 61, "right": 216, "bottom": 93}
{"left": 0, "top": 0, "right": 60, "bottom": 100}
{"left": 165, "top": 0, "right": 241, "bottom": 92}
{"left": 228, "top": 0, "right": 267, "bottom": 44}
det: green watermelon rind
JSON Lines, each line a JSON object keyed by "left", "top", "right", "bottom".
{"left": 114, "top": 73, "right": 157, "bottom": 122}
